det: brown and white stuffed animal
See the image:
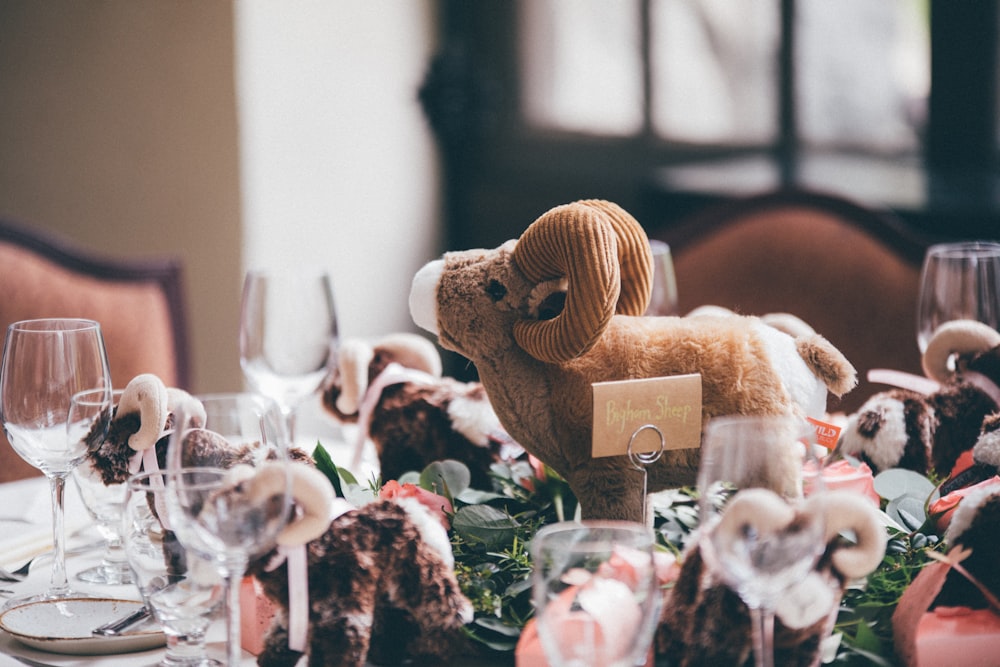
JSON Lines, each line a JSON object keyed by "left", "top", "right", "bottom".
{"left": 82, "top": 373, "right": 257, "bottom": 485}
{"left": 658, "top": 488, "right": 887, "bottom": 667}
{"left": 240, "top": 463, "right": 474, "bottom": 667}
{"left": 409, "top": 199, "right": 857, "bottom": 520}
{"left": 839, "top": 320, "right": 1000, "bottom": 483}
{"left": 322, "top": 332, "right": 519, "bottom": 488}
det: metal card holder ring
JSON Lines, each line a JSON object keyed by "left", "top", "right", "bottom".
{"left": 627, "top": 423, "right": 665, "bottom": 525}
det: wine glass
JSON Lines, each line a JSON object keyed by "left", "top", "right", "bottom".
{"left": 916, "top": 241, "right": 1000, "bottom": 354}
{"left": 695, "top": 414, "right": 825, "bottom": 667}
{"left": 0, "top": 318, "right": 112, "bottom": 604}
{"left": 644, "top": 240, "right": 680, "bottom": 316}
{"left": 164, "top": 393, "right": 292, "bottom": 667}
{"left": 239, "top": 269, "right": 339, "bottom": 444}
{"left": 531, "top": 520, "right": 661, "bottom": 667}
{"left": 71, "top": 388, "right": 135, "bottom": 585}
{"left": 123, "top": 470, "right": 224, "bottom": 667}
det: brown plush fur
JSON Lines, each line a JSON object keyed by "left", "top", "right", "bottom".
{"left": 248, "top": 500, "right": 471, "bottom": 667}
{"left": 657, "top": 546, "right": 835, "bottom": 667}
{"left": 323, "top": 352, "right": 506, "bottom": 489}
{"left": 933, "top": 490, "right": 1000, "bottom": 610}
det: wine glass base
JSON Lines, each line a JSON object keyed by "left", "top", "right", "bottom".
{"left": 76, "top": 562, "right": 135, "bottom": 585}
{"left": 160, "top": 656, "right": 223, "bottom": 667}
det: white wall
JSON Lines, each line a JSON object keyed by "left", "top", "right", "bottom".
{"left": 235, "top": 1, "right": 442, "bottom": 341}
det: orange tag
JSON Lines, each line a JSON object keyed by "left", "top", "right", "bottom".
{"left": 807, "top": 416, "right": 841, "bottom": 450}
{"left": 591, "top": 374, "right": 702, "bottom": 458}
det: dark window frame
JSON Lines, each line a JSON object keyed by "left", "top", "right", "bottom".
{"left": 420, "top": 0, "right": 1000, "bottom": 249}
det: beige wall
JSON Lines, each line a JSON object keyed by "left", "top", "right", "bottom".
{"left": 0, "top": 1, "right": 441, "bottom": 394}
{"left": 0, "top": 1, "right": 243, "bottom": 392}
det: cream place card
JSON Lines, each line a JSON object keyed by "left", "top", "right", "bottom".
{"left": 592, "top": 374, "right": 702, "bottom": 458}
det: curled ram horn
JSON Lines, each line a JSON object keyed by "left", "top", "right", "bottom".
{"left": 510, "top": 200, "right": 652, "bottom": 363}
{"left": 117, "top": 373, "right": 169, "bottom": 452}
{"left": 335, "top": 339, "right": 375, "bottom": 415}
{"left": 241, "top": 462, "right": 336, "bottom": 547}
{"left": 803, "top": 489, "right": 887, "bottom": 580}
{"left": 922, "top": 319, "right": 1000, "bottom": 383}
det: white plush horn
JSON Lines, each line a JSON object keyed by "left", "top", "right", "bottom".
{"left": 167, "top": 387, "right": 206, "bottom": 427}
{"left": 805, "top": 490, "right": 887, "bottom": 580}
{"left": 375, "top": 333, "right": 443, "bottom": 377}
{"left": 117, "top": 374, "right": 169, "bottom": 452}
{"left": 710, "top": 488, "right": 797, "bottom": 553}
{"left": 335, "top": 339, "right": 375, "bottom": 415}
{"left": 249, "top": 462, "right": 335, "bottom": 546}
{"left": 922, "top": 320, "right": 1000, "bottom": 383}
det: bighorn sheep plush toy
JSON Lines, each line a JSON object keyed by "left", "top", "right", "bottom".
{"left": 236, "top": 463, "right": 473, "bottom": 667}
{"left": 321, "top": 333, "right": 517, "bottom": 488}
{"left": 409, "top": 199, "right": 857, "bottom": 520}
{"left": 82, "top": 373, "right": 255, "bottom": 485}
{"left": 659, "top": 488, "right": 887, "bottom": 666}
{"left": 839, "top": 320, "right": 1000, "bottom": 484}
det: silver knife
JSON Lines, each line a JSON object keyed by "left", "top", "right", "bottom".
{"left": 91, "top": 604, "right": 152, "bottom": 636}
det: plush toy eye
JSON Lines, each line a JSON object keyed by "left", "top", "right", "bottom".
{"left": 486, "top": 280, "right": 507, "bottom": 302}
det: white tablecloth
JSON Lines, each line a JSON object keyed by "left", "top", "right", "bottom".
{"left": 0, "top": 475, "right": 255, "bottom": 667}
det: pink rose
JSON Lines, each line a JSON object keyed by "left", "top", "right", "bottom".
{"left": 804, "top": 458, "right": 880, "bottom": 507}
{"left": 379, "top": 480, "right": 453, "bottom": 528}
{"left": 929, "top": 477, "right": 1000, "bottom": 532}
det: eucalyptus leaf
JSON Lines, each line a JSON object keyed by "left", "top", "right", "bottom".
{"left": 398, "top": 470, "right": 421, "bottom": 485}
{"left": 474, "top": 617, "right": 523, "bottom": 637}
{"left": 420, "top": 460, "right": 472, "bottom": 498}
{"left": 886, "top": 494, "right": 927, "bottom": 531}
{"left": 873, "top": 468, "right": 935, "bottom": 502}
{"left": 453, "top": 504, "right": 518, "bottom": 549}
{"left": 457, "top": 488, "right": 507, "bottom": 505}
{"left": 342, "top": 482, "right": 376, "bottom": 507}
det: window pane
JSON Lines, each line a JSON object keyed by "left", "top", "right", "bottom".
{"left": 650, "top": 0, "right": 780, "bottom": 144}
{"left": 518, "top": 0, "right": 643, "bottom": 136}
{"left": 796, "top": 0, "right": 928, "bottom": 152}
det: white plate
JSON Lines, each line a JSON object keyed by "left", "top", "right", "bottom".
{"left": 0, "top": 597, "right": 165, "bottom": 655}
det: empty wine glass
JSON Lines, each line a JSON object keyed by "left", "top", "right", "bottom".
{"left": 916, "top": 241, "right": 1000, "bottom": 354}
{"left": 239, "top": 269, "right": 339, "bottom": 444}
{"left": 696, "top": 414, "right": 825, "bottom": 667}
{"left": 531, "top": 520, "right": 661, "bottom": 667}
{"left": 165, "top": 393, "right": 292, "bottom": 667}
{"left": 0, "top": 318, "right": 112, "bottom": 604}
{"left": 644, "top": 240, "right": 680, "bottom": 316}
{"left": 123, "top": 470, "right": 224, "bottom": 667}
{"left": 71, "top": 388, "right": 134, "bottom": 585}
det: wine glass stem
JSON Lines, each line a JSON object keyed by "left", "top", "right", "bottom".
{"left": 749, "top": 606, "right": 776, "bottom": 667}
{"left": 48, "top": 474, "right": 70, "bottom": 595}
{"left": 284, "top": 408, "right": 297, "bottom": 446}
{"left": 223, "top": 568, "right": 244, "bottom": 667}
